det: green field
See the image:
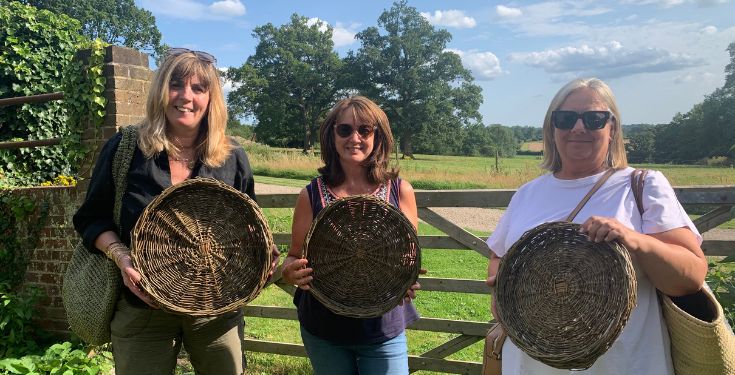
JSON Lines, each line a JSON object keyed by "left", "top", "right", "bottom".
{"left": 243, "top": 141, "right": 735, "bottom": 189}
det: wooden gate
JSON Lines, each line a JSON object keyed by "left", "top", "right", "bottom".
{"left": 245, "top": 187, "right": 735, "bottom": 374}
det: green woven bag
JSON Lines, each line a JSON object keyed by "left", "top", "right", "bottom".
{"left": 62, "top": 125, "right": 137, "bottom": 345}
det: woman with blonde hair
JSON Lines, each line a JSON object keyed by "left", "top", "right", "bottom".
{"left": 485, "top": 78, "right": 706, "bottom": 374}
{"left": 74, "top": 48, "right": 277, "bottom": 374}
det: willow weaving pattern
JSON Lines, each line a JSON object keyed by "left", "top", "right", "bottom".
{"left": 495, "top": 221, "right": 637, "bottom": 370}
{"left": 304, "top": 195, "right": 420, "bottom": 318}
{"left": 131, "top": 178, "right": 273, "bottom": 316}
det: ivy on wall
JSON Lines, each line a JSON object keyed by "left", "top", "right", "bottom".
{"left": 0, "top": 1, "right": 107, "bottom": 187}
{"left": 61, "top": 39, "right": 107, "bottom": 172}
{"left": 0, "top": 192, "right": 48, "bottom": 290}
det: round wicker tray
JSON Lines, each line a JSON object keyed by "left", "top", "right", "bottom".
{"left": 494, "top": 221, "right": 637, "bottom": 370}
{"left": 303, "top": 195, "right": 420, "bottom": 318}
{"left": 131, "top": 178, "right": 273, "bottom": 316}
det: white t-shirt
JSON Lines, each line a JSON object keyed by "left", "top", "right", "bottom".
{"left": 487, "top": 167, "right": 701, "bottom": 375}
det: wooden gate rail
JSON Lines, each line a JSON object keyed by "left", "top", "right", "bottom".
{"left": 246, "top": 187, "right": 735, "bottom": 374}
{"left": 0, "top": 92, "right": 63, "bottom": 107}
{"left": 0, "top": 92, "right": 65, "bottom": 150}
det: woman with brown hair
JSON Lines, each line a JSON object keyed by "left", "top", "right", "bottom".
{"left": 281, "top": 96, "right": 421, "bottom": 374}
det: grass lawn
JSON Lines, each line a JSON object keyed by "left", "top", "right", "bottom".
{"left": 243, "top": 142, "right": 735, "bottom": 189}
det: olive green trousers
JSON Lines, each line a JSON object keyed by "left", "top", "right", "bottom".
{"left": 110, "top": 296, "right": 245, "bottom": 375}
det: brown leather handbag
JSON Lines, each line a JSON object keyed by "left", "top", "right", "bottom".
{"left": 482, "top": 322, "right": 507, "bottom": 375}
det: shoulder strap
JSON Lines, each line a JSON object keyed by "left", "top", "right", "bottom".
{"left": 565, "top": 168, "right": 618, "bottom": 222}
{"left": 112, "top": 125, "right": 138, "bottom": 229}
{"left": 630, "top": 169, "right": 649, "bottom": 215}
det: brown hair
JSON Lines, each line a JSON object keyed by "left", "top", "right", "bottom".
{"left": 138, "top": 51, "right": 232, "bottom": 167}
{"left": 318, "top": 96, "right": 398, "bottom": 186}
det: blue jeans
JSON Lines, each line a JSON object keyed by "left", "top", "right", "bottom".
{"left": 300, "top": 326, "right": 409, "bottom": 375}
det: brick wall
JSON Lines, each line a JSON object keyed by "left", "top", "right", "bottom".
{"left": 18, "top": 187, "right": 83, "bottom": 334}
{"left": 12, "top": 46, "right": 152, "bottom": 337}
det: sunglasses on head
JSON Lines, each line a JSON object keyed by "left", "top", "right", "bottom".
{"left": 335, "top": 123, "right": 375, "bottom": 138}
{"left": 551, "top": 110, "right": 612, "bottom": 130}
{"left": 167, "top": 47, "right": 217, "bottom": 65}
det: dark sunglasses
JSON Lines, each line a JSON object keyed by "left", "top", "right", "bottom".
{"left": 551, "top": 110, "right": 612, "bottom": 130}
{"left": 167, "top": 47, "right": 217, "bottom": 65}
{"left": 335, "top": 123, "right": 375, "bottom": 138}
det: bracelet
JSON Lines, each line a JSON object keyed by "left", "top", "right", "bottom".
{"left": 104, "top": 241, "right": 124, "bottom": 256}
{"left": 106, "top": 242, "right": 131, "bottom": 267}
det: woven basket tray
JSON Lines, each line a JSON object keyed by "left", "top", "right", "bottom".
{"left": 131, "top": 178, "right": 273, "bottom": 316}
{"left": 304, "top": 195, "right": 420, "bottom": 318}
{"left": 495, "top": 221, "right": 637, "bottom": 370}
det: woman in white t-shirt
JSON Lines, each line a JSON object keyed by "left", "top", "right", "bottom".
{"left": 485, "top": 78, "right": 708, "bottom": 375}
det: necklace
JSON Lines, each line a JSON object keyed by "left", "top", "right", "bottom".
{"left": 169, "top": 155, "right": 195, "bottom": 169}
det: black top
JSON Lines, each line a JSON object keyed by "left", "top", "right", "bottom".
{"left": 73, "top": 131, "right": 255, "bottom": 306}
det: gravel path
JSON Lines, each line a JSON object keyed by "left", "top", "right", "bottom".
{"left": 256, "top": 183, "right": 511, "bottom": 232}
{"left": 255, "top": 183, "right": 734, "bottom": 239}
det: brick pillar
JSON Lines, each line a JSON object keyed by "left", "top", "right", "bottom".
{"left": 77, "top": 45, "right": 152, "bottom": 190}
{"left": 19, "top": 46, "right": 153, "bottom": 338}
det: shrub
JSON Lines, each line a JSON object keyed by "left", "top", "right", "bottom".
{"left": 0, "top": 284, "right": 43, "bottom": 358}
{"left": 0, "top": 341, "right": 113, "bottom": 374}
{"left": 707, "top": 261, "right": 735, "bottom": 328}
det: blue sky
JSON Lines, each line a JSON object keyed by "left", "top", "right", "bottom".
{"left": 137, "top": 0, "right": 735, "bottom": 127}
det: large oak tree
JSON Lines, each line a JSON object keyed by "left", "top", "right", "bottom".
{"left": 344, "top": 0, "right": 482, "bottom": 158}
{"left": 227, "top": 14, "right": 342, "bottom": 151}
{"left": 20, "top": 0, "right": 163, "bottom": 57}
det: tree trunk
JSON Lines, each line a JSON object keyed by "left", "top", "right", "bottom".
{"left": 401, "top": 132, "right": 415, "bottom": 159}
{"left": 301, "top": 105, "right": 311, "bottom": 154}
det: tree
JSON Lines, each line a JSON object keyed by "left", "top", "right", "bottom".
{"left": 345, "top": 0, "right": 483, "bottom": 158}
{"left": 626, "top": 128, "right": 656, "bottom": 163}
{"left": 725, "top": 41, "right": 735, "bottom": 89}
{"left": 487, "top": 125, "right": 517, "bottom": 158}
{"left": 20, "top": 0, "right": 163, "bottom": 57}
{"left": 227, "top": 14, "right": 343, "bottom": 151}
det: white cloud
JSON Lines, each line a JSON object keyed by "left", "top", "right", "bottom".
{"left": 673, "top": 71, "right": 716, "bottom": 83}
{"left": 421, "top": 10, "right": 477, "bottom": 28}
{"left": 140, "top": 0, "right": 246, "bottom": 20}
{"left": 700, "top": 25, "right": 718, "bottom": 34}
{"left": 695, "top": 0, "right": 729, "bottom": 6}
{"left": 509, "top": 41, "right": 705, "bottom": 80}
{"left": 621, "top": 0, "right": 729, "bottom": 7}
{"left": 496, "top": 5, "right": 522, "bottom": 18}
{"left": 620, "top": 0, "right": 685, "bottom": 7}
{"left": 447, "top": 49, "right": 505, "bottom": 80}
{"left": 307, "top": 18, "right": 358, "bottom": 48}
{"left": 307, "top": 17, "right": 329, "bottom": 32}
{"left": 333, "top": 23, "right": 357, "bottom": 48}
{"left": 210, "top": 0, "right": 245, "bottom": 16}
{"left": 493, "top": 2, "right": 612, "bottom": 38}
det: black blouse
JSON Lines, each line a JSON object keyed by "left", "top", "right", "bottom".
{"left": 72, "top": 132, "right": 256, "bottom": 306}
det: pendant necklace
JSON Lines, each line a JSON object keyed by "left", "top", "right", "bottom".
{"left": 170, "top": 155, "right": 195, "bottom": 169}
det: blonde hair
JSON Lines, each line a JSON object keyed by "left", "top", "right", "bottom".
{"left": 138, "top": 52, "right": 232, "bottom": 167}
{"left": 318, "top": 96, "right": 398, "bottom": 186}
{"left": 540, "top": 78, "right": 628, "bottom": 172}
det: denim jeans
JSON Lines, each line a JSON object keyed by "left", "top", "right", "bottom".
{"left": 300, "top": 326, "right": 409, "bottom": 375}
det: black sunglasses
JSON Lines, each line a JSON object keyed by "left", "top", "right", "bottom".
{"left": 335, "top": 123, "right": 375, "bottom": 138}
{"left": 167, "top": 47, "right": 217, "bottom": 65}
{"left": 551, "top": 110, "right": 612, "bottom": 130}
